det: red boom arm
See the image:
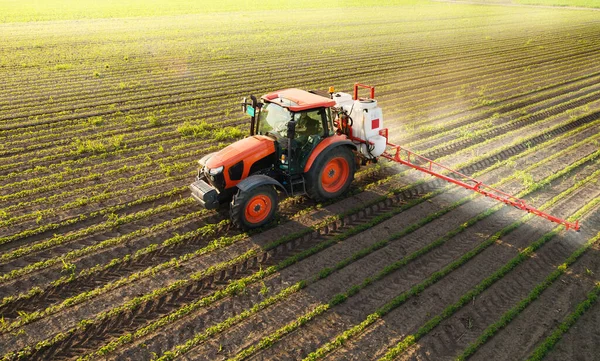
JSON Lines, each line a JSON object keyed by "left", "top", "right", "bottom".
{"left": 374, "top": 129, "right": 580, "bottom": 231}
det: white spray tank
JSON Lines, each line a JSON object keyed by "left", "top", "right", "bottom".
{"left": 332, "top": 85, "right": 387, "bottom": 159}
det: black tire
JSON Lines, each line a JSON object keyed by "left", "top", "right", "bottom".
{"left": 230, "top": 185, "right": 278, "bottom": 230}
{"left": 305, "top": 146, "right": 356, "bottom": 202}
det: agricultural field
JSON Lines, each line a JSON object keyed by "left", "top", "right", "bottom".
{"left": 1, "top": 0, "right": 600, "bottom": 360}
{"left": 447, "top": 0, "right": 600, "bottom": 9}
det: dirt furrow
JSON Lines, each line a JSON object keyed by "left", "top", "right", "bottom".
{"left": 0, "top": 164, "right": 397, "bottom": 319}
{"left": 466, "top": 238, "right": 600, "bottom": 361}
{"left": 3, "top": 97, "right": 596, "bottom": 358}
{"left": 241, "top": 161, "right": 599, "bottom": 361}
{"left": 541, "top": 288, "right": 600, "bottom": 361}
{"left": 118, "top": 121, "right": 600, "bottom": 360}
{"left": 395, "top": 201, "right": 600, "bottom": 361}
{"left": 324, "top": 187, "right": 599, "bottom": 361}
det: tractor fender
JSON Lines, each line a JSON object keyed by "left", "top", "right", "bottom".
{"left": 303, "top": 137, "right": 357, "bottom": 173}
{"left": 236, "top": 174, "right": 288, "bottom": 196}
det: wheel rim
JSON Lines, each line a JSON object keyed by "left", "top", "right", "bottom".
{"left": 321, "top": 156, "right": 350, "bottom": 193}
{"left": 244, "top": 194, "right": 272, "bottom": 224}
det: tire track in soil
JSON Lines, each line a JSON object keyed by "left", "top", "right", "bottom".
{"left": 412, "top": 92, "right": 600, "bottom": 158}
{"left": 542, "top": 286, "right": 600, "bottom": 361}
{"left": 0, "top": 165, "right": 398, "bottom": 322}
{"left": 405, "top": 73, "right": 600, "bottom": 147}
{"left": 233, "top": 153, "right": 599, "bottom": 361}
{"left": 0, "top": 204, "right": 213, "bottom": 297}
{"left": 0, "top": 171, "right": 195, "bottom": 237}
{"left": 0, "top": 181, "right": 189, "bottom": 253}
{"left": 75, "top": 120, "right": 600, "bottom": 359}
{"left": 5, "top": 102, "right": 591, "bottom": 358}
{"left": 465, "top": 241, "right": 600, "bottom": 361}
{"left": 3, "top": 42, "right": 596, "bottom": 186}
{"left": 395, "top": 201, "right": 600, "bottom": 361}
{"left": 1, "top": 23, "right": 593, "bottom": 128}
{"left": 322, "top": 180, "right": 600, "bottom": 361}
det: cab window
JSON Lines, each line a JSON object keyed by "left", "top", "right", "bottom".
{"left": 294, "top": 109, "right": 324, "bottom": 136}
{"left": 257, "top": 103, "right": 292, "bottom": 136}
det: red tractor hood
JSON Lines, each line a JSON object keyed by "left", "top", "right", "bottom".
{"left": 205, "top": 135, "right": 276, "bottom": 188}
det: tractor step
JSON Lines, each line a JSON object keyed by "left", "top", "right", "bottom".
{"left": 289, "top": 175, "right": 306, "bottom": 196}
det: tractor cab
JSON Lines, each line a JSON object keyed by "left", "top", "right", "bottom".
{"left": 251, "top": 89, "right": 336, "bottom": 175}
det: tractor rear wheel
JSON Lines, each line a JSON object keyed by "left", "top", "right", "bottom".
{"left": 306, "top": 146, "right": 355, "bottom": 202}
{"left": 231, "top": 185, "right": 278, "bottom": 229}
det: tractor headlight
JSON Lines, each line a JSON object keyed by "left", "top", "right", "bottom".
{"left": 208, "top": 166, "right": 224, "bottom": 176}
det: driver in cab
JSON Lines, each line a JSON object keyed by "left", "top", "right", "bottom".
{"left": 293, "top": 111, "right": 321, "bottom": 150}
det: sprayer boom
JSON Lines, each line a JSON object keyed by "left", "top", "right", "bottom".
{"left": 376, "top": 130, "right": 579, "bottom": 231}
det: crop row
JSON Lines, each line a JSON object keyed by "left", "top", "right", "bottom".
{"left": 15, "top": 117, "right": 600, "bottom": 358}
{"left": 0, "top": 138, "right": 221, "bottom": 206}
{"left": 526, "top": 280, "right": 600, "bottom": 361}
{"left": 381, "top": 56, "right": 600, "bottom": 143}
{"left": 3, "top": 36, "right": 596, "bottom": 179}
{"left": 0, "top": 169, "right": 192, "bottom": 225}
{"left": 457, "top": 229, "right": 600, "bottom": 360}
{"left": 403, "top": 70, "right": 600, "bottom": 147}
{"left": 3, "top": 14, "right": 590, "bottom": 113}
{"left": 209, "top": 148, "right": 599, "bottom": 361}
{"left": 3, "top": 22, "right": 597, "bottom": 134}
{"left": 417, "top": 88, "right": 600, "bottom": 157}
{"left": 378, "top": 196, "right": 600, "bottom": 360}
{"left": 0, "top": 184, "right": 189, "bottom": 250}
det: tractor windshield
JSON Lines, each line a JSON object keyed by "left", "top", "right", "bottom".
{"left": 257, "top": 102, "right": 293, "bottom": 137}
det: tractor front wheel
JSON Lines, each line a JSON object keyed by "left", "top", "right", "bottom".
{"left": 231, "top": 185, "right": 278, "bottom": 229}
{"left": 306, "top": 146, "right": 355, "bottom": 201}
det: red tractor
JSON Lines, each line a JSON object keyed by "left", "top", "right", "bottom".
{"left": 190, "top": 84, "right": 579, "bottom": 231}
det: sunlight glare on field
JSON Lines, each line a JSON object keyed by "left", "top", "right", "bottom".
{"left": 0, "top": 1, "right": 599, "bottom": 360}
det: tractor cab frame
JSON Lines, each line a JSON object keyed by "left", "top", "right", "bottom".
{"left": 243, "top": 91, "right": 337, "bottom": 176}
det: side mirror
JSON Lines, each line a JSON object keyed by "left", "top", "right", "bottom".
{"left": 241, "top": 97, "right": 247, "bottom": 113}
{"left": 287, "top": 121, "right": 296, "bottom": 139}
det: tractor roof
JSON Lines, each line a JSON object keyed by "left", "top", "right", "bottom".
{"left": 261, "top": 88, "right": 336, "bottom": 112}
